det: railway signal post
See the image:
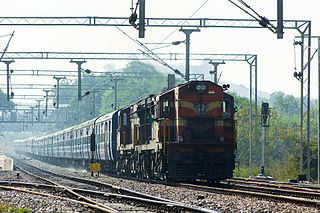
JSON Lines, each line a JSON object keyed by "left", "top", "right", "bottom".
{"left": 256, "top": 102, "right": 272, "bottom": 180}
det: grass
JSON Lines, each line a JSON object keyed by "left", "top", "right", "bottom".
{"left": 234, "top": 161, "right": 300, "bottom": 182}
{"left": 0, "top": 203, "right": 30, "bottom": 213}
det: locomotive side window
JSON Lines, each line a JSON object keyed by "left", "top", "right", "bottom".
{"left": 162, "top": 99, "right": 170, "bottom": 117}
{"left": 223, "top": 99, "right": 231, "bottom": 118}
{"left": 133, "top": 124, "right": 139, "bottom": 145}
{"left": 150, "top": 102, "right": 155, "bottom": 115}
{"left": 123, "top": 113, "right": 127, "bottom": 126}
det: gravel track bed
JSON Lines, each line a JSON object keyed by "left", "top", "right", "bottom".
{"left": 0, "top": 190, "right": 93, "bottom": 212}
{"left": 15, "top": 158, "right": 320, "bottom": 212}
{"left": 6, "top": 159, "right": 175, "bottom": 212}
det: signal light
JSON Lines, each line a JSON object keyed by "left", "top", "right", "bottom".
{"left": 261, "top": 103, "right": 269, "bottom": 116}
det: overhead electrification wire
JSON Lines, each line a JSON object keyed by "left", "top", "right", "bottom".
{"left": 303, "top": 48, "right": 318, "bottom": 71}
{"left": 0, "top": 31, "right": 15, "bottom": 62}
{"left": 217, "top": 71, "right": 224, "bottom": 83}
{"left": 227, "top": 0, "right": 277, "bottom": 33}
{"left": 150, "top": 40, "right": 185, "bottom": 51}
{"left": 117, "top": 1, "right": 209, "bottom": 79}
{"left": 115, "top": 25, "right": 185, "bottom": 78}
{"left": 0, "top": 33, "right": 13, "bottom": 39}
{"left": 155, "top": 0, "right": 209, "bottom": 48}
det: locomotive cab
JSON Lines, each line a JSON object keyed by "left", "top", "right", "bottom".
{"left": 163, "top": 81, "right": 236, "bottom": 182}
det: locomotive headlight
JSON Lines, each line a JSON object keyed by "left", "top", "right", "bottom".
{"left": 219, "top": 137, "right": 225, "bottom": 142}
{"left": 196, "top": 84, "right": 207, "bottom": 92}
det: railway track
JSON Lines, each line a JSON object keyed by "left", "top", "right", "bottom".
{"left": 227, "top": 177, "right": 320, "bottom": 192}
{"left": 12, "top": 159, "right": 214, "bottom": 213}
{"left": 0, "top": 183, "right": 109, "bottom": 212}
{"left": 92, "top": 171, "right": 320, "bottom": 208}
{"left": 106, "top": 171, "right": 320, "bottom": 207}
{"left": 175, "top": 181, "right": 320, "bottom": 207}
{"left": 101, "top": 170, "right": 320, "bottom": 207}
{"left": 5, "top": 155, "right": 320, "bottom": 212}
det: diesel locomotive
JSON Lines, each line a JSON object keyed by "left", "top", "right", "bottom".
{"left": 16, "top": 80, "right": 237, "bottom": 182}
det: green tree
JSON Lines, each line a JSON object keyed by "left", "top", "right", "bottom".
{"left": 269, "top": 91, "right": 299, "bottom": 116}
{"left": 100, "top": 61, "right": 167, "bottom": 114}
{"left": 49, "top": 61, "right": 170, "bottom": 130}
{"left": 0, "top": 90, "right": 15, "bottom": 109}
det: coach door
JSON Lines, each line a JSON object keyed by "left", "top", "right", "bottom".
{"left": 119, "top": 109, "right": 131, "bottom": 146}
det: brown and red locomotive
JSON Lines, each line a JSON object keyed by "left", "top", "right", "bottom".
{"left": 117, "top": 80, "right": 237, "bottom": 182}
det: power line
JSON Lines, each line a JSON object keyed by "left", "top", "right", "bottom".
{"left": 0, "top": 33, "right": 13, "bottom": 39}
{"left": 227, "top": 0, "right": 277, "bottom": 33}
{"left": 0, "top": 31, "right": 14, "bottom": 62}
{"left": 115, "top": 26, "right": 184, "bottom": 78}
{"left": 155, "top": 0, "right": 209, "bottom": 47}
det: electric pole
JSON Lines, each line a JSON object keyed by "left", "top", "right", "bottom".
{"left": 70, "top": 60, "right": 86, "bottom": 101}
{"left": 43, "top": 89, "right": 51, "bottom": 117}
{"left": 0, "top": 60, "right": 14, "bottom": 101}
{"left": 53, "top": 76, "right": 66, "bottom": 109}
{"left": 36, "top": 99, "right": 42, "bottom": 122}
{"left": 180, "top": 28, "right": 200, "bottom": 81}
{"left": 209, "top": 61, "right": 225, "bottom": 83}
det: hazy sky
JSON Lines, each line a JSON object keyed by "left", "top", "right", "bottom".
{"left": 0, "top": 0, "right": 319, "bottom": 104}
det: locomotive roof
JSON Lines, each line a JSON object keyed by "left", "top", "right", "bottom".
{"left": 159, "top": 80, "right": 222, "bottom": 95}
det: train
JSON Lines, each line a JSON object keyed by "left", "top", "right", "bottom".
{"left": 15, "top": 80, "right": 237, "bottom": 182}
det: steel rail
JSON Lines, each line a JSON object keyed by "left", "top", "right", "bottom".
{"left": 16, "top": 160, "right": 213, "bottom": 212}
{"left": 0, "top": 185, "right": 115, "bottom": 213}
{"left": 225, "top": 178, "right": 320, "bottom": 193}
{"left": 15, "top": 164, "right": 118, "bottom": 212}
{"left": 178, "top": 183, "right": 320, "bottom": 207}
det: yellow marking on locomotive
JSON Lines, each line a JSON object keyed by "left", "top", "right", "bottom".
{"left": 179, "top": 100, "right": 221, "bottom": 112}
{"left": 206, "top": 101, "right": 222, "bottom": 111}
